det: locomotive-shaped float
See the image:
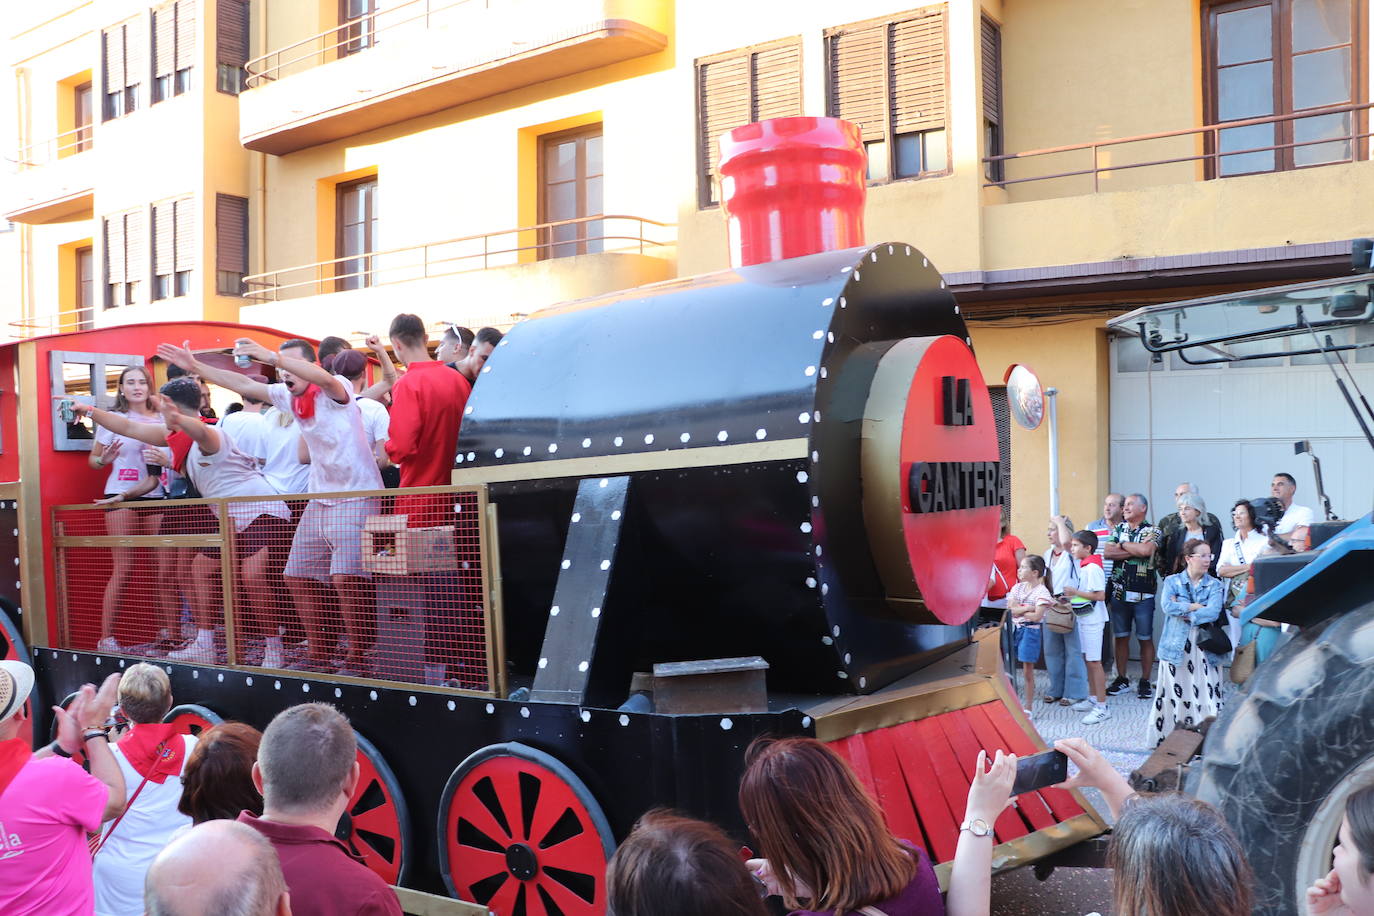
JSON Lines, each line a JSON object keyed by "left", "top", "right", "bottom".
{"left": 2, "top": 118, "right": 1106, "bottom": 915}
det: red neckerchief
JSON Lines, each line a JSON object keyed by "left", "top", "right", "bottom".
{"left": 291, "top": 384, "right": 320, "bottom": 421}
{"left": 118, "top": 723, "right": 184, "bottom": 784}
{"left": 0, "top": 737, "right": 31, "bottom": 798}
{"left": 1080, "top": 554, "right": 1104, "bottom": 569}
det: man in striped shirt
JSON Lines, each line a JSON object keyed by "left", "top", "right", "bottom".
{"left": 1088, "top": 492, "right": 1124, "bottom": 579}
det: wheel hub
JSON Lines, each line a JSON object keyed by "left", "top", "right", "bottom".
{"left": 504, "top": 842, "right": 540, "bottom": 880}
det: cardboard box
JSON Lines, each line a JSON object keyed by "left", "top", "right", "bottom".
{"left": 362, "top": 515, "right": 457, "bottom": 575}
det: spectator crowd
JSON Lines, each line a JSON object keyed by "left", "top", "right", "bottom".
{"left": 70, "top": 317, "right": 500, "bottom": 686}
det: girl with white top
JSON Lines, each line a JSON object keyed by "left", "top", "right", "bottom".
{"left": 87, "top": 365, "right": 172, "bottom": 653}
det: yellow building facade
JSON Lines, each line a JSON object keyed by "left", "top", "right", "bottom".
{"left": 8, "top": 0, "right": 1373, "bottom": 541}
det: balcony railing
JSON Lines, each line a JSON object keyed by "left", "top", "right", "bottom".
{"left": 9, "top": 306, "right": 94, "bottom": 339}
{"left": 17, "top": 125, "right": 93, "bottom": 168}
{"left": 243, "top": 214, "right": 675, "bottom": 302}
{"left": 246, "top": 0, "right": 492, "bottom": 87}
{"left": 983, "top": 102, "right": 1373, "bottom": 192}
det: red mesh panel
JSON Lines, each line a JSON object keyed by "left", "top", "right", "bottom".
{"left": 53, "top": 489, "right": 496, "bottom": 693}
{"left": 826, "top": 701, "right": 1087, "bottom": 864}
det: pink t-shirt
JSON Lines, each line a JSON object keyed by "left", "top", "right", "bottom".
{"left": 0, "top": 756, "right": 108, "bottom": 916}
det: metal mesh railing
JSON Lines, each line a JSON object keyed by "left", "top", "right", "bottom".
{"left": 53, "top": 486, "right": 504, "bottom": 696}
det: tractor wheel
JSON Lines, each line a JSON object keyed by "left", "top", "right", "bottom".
{"left": 1190, "top": 604, "right": 1374, "bottom": 916}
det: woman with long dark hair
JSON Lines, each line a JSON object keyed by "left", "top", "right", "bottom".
{"left": 607, "top": 809, "right": 768, "bottom": 916}
{"left": 88, "top": 365, "right": 170, "bottom": 652}
{"left": 176, "top": 722, "right": 264, "bottom": 824}
{"left": 1220, "top": 499, "right": 1284, "bottom": 662}
{"left": 739, "top": 736, "right": 1014, "bottom": 916}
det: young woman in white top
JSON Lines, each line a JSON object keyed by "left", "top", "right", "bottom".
{"left": 87, "top": 366, "right": 172, "bottom": 652}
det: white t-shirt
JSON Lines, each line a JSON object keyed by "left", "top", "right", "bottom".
{"left": 265, "top": 378, "right": 382, "bottom": 502}
{"left": 354, "top": 393, "right": 390, "bottom": 452}
{"left": 259, "top": 408, "right": 311, "bottom": 496}
{"left": 1046, "top": 546, "right": 1075, "bottom": 598}
{"left": 1220, "top": 529, "right": 1268, "bottom": 567}
{"left": 184, "top": 426, "right": 292, "bottom": 533}
{"left": 1276, "top": 503, "right": 1314, "bottom": 535}
{"left": 94, "top": 414, "right": 169, "bottom": 496}
{"left": 218, "top": 410, "right": 267, "bottom": 466}
{"left": 92, "top": 734, "right": 196, "bottom": 916}
{"left": 1075, "top": 561, "right": 1110, "bottom": 625}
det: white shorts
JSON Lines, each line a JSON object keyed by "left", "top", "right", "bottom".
{"left": 283, "top": 498, "right": 378, "bottom": 580}
{"left": 1077, "top": 618, "right": 1106, "bottom": 662}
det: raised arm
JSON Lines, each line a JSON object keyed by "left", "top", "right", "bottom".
{"left": 359, "top": 334, "right": 398, "bottom": 401}
{"left": 156, "top": 340, "right": 274, "bottom": 403}
{"left": 946, "top": 749, "right": 1015, "bottom": 916}
{"left": 68, "top": 401, "right": 170, "bottom": 447}
{"left": 234, "top": 338, "right": 350, "bottom": 404}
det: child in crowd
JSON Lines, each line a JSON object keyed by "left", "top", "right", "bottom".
{"left": 1063, "top": 530, "right": 1112, "bottom": 724}
{"left": 1007, "top": 555, "right": 1054, "bottom": 713}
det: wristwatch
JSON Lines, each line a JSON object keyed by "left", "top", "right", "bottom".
{"left": 959, "top": 817, "right": 993, "bottom": 837}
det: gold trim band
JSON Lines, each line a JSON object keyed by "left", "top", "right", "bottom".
{"left": 449, "top": 438, "right": 809, "bottom": 485}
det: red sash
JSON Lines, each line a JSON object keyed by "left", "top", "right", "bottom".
{"left": 118, "top": 723, "right": 184, "bottom": 784}
{"left": 0, "top": 738, "right": 30, "bottom": 798}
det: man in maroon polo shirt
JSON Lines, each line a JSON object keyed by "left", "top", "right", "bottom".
{"left": 239, "top": 704, "right": 401, "bottom": 916}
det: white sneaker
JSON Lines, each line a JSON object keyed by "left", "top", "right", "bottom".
{"left": 169, "top": 630, "right": 216, "bottom": 664}
{"left": 1070, "top": 698, "right": 1096, "bottom": 712}
{"left": 1081, "top": 705, "right": 1112, "bottom": 725}
{"left": 261, "top": 637, "right": 285, "bottom": 670}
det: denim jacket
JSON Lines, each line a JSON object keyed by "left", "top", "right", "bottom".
{"left": 1158, "top": 571, "right": 1226, "bottom": 666}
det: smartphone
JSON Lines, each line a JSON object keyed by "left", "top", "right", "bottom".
{"left": 1011, "top": 749, "right": 1068, "bottom": 796}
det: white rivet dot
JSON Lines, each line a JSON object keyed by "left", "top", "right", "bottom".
{"left": 839, "top": 297, "right": 847, "bottom": 309}
{"left": 802, "top": 716, "right": 813, "bottom": 727}
{"left": 644, "top": 434, "right": 655, "bottom": 445}
{"left": 571, "top": 512, "right": 582, "bottom": 523}
{"left": 119, "top": 659, "right": 125, "bottom": 667}
{"left": 369, "top": 690, "right": 378, "bottom": 700}
{"left": 922, "top": 257, "right": 928, "bottom": 266}
{"left": 798, "top": 412, "right": 810, "bottom": 424}
{"left": 548, "top": 443, "right": 557, "bottom": 453}
{"left": 578, "top": 661, "right": 589, "bottom": 673}
{"left": 301, "top": 682, "right": 309, "bottom": 692}
{"left": 482, "top": 365, "right": 491, "bottom": 373}
{"left": 720, "top": 718, "right": 734, "bottom": 730}
{"left": 466, "top": 452, "right": 475, "bottom": 461}
{"left": 495, "top": 448, "right": 504, "bottom": 458}
{"left": 520, "top": 707, "right": 530, "bottom": 718}
{"left": 71, "top": 654, "right": 77, "bottom": 662}
{"left": 456, "top": 454, "right": 465, "bottom": 463}
{"left": 822, "top": 636, "right": 834, "bottom": 645}
{"left": 822, "top": 297, "right": 834, "bottom": 307}
{"left": 600, "top": 560, "right": 610, "bottom": 571}
{"left": 561, "top": 559, "right": 571, "bottom": 569}
{"left": 614, "top": 436, "right": 624, "bottom": 446}
{"left": 273, "top": 681, "right": 281, "bottom": 690}
{"left": 841, "top": 266, "right": 851, "bottom": 273}
{"left": 465, "top": 405, "right": 474, "bottom": 415}
{"left": 797, "top": 471, "right": 809, "bottom": 484}
{"left": 801, "top": 521, "right": 813, "bottom": 533}
{"left": 838, "top": 670, "right": 849, "bottom": 679}
{"left": 755, "top": 428, "right": 767, "bottom": 440}
{"left": 246, "top": 676, "right": 253, "bottom": 685}
{"left": 804, "top": 366, "right": 816, "bottom": 376}
{"left": 812, "top": 496, "right": 819, "bottom": 507}
{"left": 941, "top": 280, "right": 947, "bottom": 289}
{"left": 887, "top": 245, "right": 893, "bottom": 254}
{"left": 844, "top": 653, "right": 852, "bottom": 664}
{"left": 833, "top": 625, "right": 841, "bottom": 636}
{"left": 820, "top": 367, "right": 829, "bottom": 379}
{"left": 551, "top": 604, "right": 561, "bottom": 616}
{"left": 408, "top": 695, "right": 417, "bottom": 706}
{"left": 522, "top": 446, "right": 532, "bottom": 456}
{"left": 539, "top": 657, "right": 549, "bottom": 668}
{"left": 966, "top": 337, "right": 972, "bottom": 345}
{"left": 591, "top": 607, "right": 601, "bottom": 618}
{"left": 611, "top": 510, "right": 622, "bottom": 520}
{"left": 816, "top": 545, "right": 823, "bottom": 556}
{"left": 805, "top": 577, "right": 817, "bottom": 588}
{"left": 827, "top": 332, "right": 835, "bottom": 343}
{"left": 822, "top": 583, "right": 829, "bottom": 595}
{"left": 860, "top": 677, "right": 867, "bottom": 688}
{"left": 217, "top": 673, "right": 224, "bottom": 682}
{"left": 812, "top": 330, "right": 823, "bottom": 339}
{"left": 680, "top": 432, "right": 690, "bottom": 443}
{"left": 871, "top": 251, "right": 878, "bottom": 262}
{"left": 717, "top": 430, "right": 728, "bottom": 442}
{"left": 334, "top": 687, "right": 341, "bottom": 697}
{"left": 954, "top": 304, "right": 961, "bottom": 314}
{"left": 580, "top": 710, "right": 591, "bottom": 722}
{"left": 599, "top": 478, "right": 609, "bottom": 488}
{"left": 814, "top": 410, "right": 821, "bottom": 421}
{"left": 95, "top": 656, "right": 102, "bottom": 665}
{"left": 619, "top": 714, "right": 630, "bottom": 726}
{"left": 582, "top": 438, "right": 591, "bottom": 447}
{"left": 447, "top": 700, "right": 456, "bottom": 711}
{"left": 812, "top": 451, "right": 820, "bottom": 462}
{"left": 485, "top": 703, "right": 495, "bottom": 714}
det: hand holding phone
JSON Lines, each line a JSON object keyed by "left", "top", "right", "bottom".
{"left": 1011, "top": 749, "right": 1069, "bottom": 796}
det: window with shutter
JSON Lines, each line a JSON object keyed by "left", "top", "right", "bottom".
{"left": 123, "top": 18, "right": 148, "bottom": 115}
{"left": 695, "top": 38, "right": 802, "bottom": 207}
{"left": 981, "top": 15, "right": 1003, "bottom": 183}
{"left": 125, "top": 208, "right": 147, "bottom": 305}
{"left": 101, "top": 25, "right": 126, "bottom": 120}
{"left": 175, "top": 0, "right": 196, "bottom": 94}
{"left": 153, "top": 202, "right": 174, "bottom": 299}
{"left": 825, "top": 5, "right": 949, "bottom": 183}
{"left": 215, "top": 194, "right": 248, "bottom": 295}
{"left": 104, "top": 214, "right": 126, "bottom": 308}
{"left": 152, "top": 197, "right": 196, "bottom": 300}
{"left": 217, "top": 0, "right": 250, "bottom": 94}
{"left": 153, "top": 2, "right": 196, "bottom": 102}
{"left": 174, "top": 197, "right": 195, "bottom": 296}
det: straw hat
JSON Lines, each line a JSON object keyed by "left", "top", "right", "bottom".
{"left": 0, "top": 660, "right": 34, "bottom": 725}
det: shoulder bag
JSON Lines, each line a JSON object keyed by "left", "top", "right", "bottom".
{"left": 1189, "top": 579, "right": 1233, "bottom": 655}
{"left": 1043, "top": 598, "right": 1076, "bottom": 634}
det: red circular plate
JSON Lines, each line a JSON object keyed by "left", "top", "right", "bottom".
{"left": 342, "top": 731, "right": 411, "bottom": 887}
{"left": 439, "top": 743, "right": 613, "bottom": 916}
{"left": 161, "top": 703, "right": 222, "bottom": 738}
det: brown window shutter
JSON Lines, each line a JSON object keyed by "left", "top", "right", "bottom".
{"left": 153, "top": 202, "right": 174, "bottom": 277}
{"left": 105, "top": 215, "right": 126, "bottom": 285}
{"left": 890, "top": 7, "right": 947, "bottom": 133}
{"left": 752, "top": 42, "right": 801, "bottom": 121}
{"left": 217, "top": 0, "right": 249, "bottom": 68}
{"left": 126, "top": 208, "right": 147, "bottom": 291}
{"left": 103, "top": 26, "right": 126, "bottom": 95}
{"left": 215, "top": 194, "right": 248, "bottom": 273}
{"left": 697, "top": 54, "right": 750, "bottom": 202}
{"left": 153, "top": 7, "right": 175, "bottom": 80}
{"left": 125, "top": 18, "right": 148, "bottom": 90}
{"left": 981, "top": 15, "right": 1002, "bottom": 126}
{"left": 827, "top": 24, "right": 885, "bottom": 141}
{"left": 175, "top": 0, "right": 197, "bottom": 72}
{"left": 174, "top": 197, "right": 196, "bottom": 272}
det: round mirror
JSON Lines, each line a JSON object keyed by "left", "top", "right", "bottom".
{"left": 1003, "top": 364, "right": 1044, "bottom": 430}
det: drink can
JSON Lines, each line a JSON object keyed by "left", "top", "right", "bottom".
{"left": 235, "top": 353, "right": 253, "bottom": 369}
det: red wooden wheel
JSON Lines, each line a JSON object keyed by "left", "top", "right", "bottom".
{"left": 439, "top": 742, "right": 614, "bottom": 916}
{"left": 0, "top": 607, "right": 31, "bottom": 749}
{"left": 161, "top": 703, "right": 222, "bottom": 737}
{"left": 337, "top": 731, "right": 412, "bottom": 887}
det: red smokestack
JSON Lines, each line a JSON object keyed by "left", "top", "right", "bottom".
{"left": 717, "top": 117, "right": 867, "bottom": 268}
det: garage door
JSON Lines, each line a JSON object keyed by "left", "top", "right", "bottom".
{"left": 1109, "top": 327, "right": 1374, "bottom": 527}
